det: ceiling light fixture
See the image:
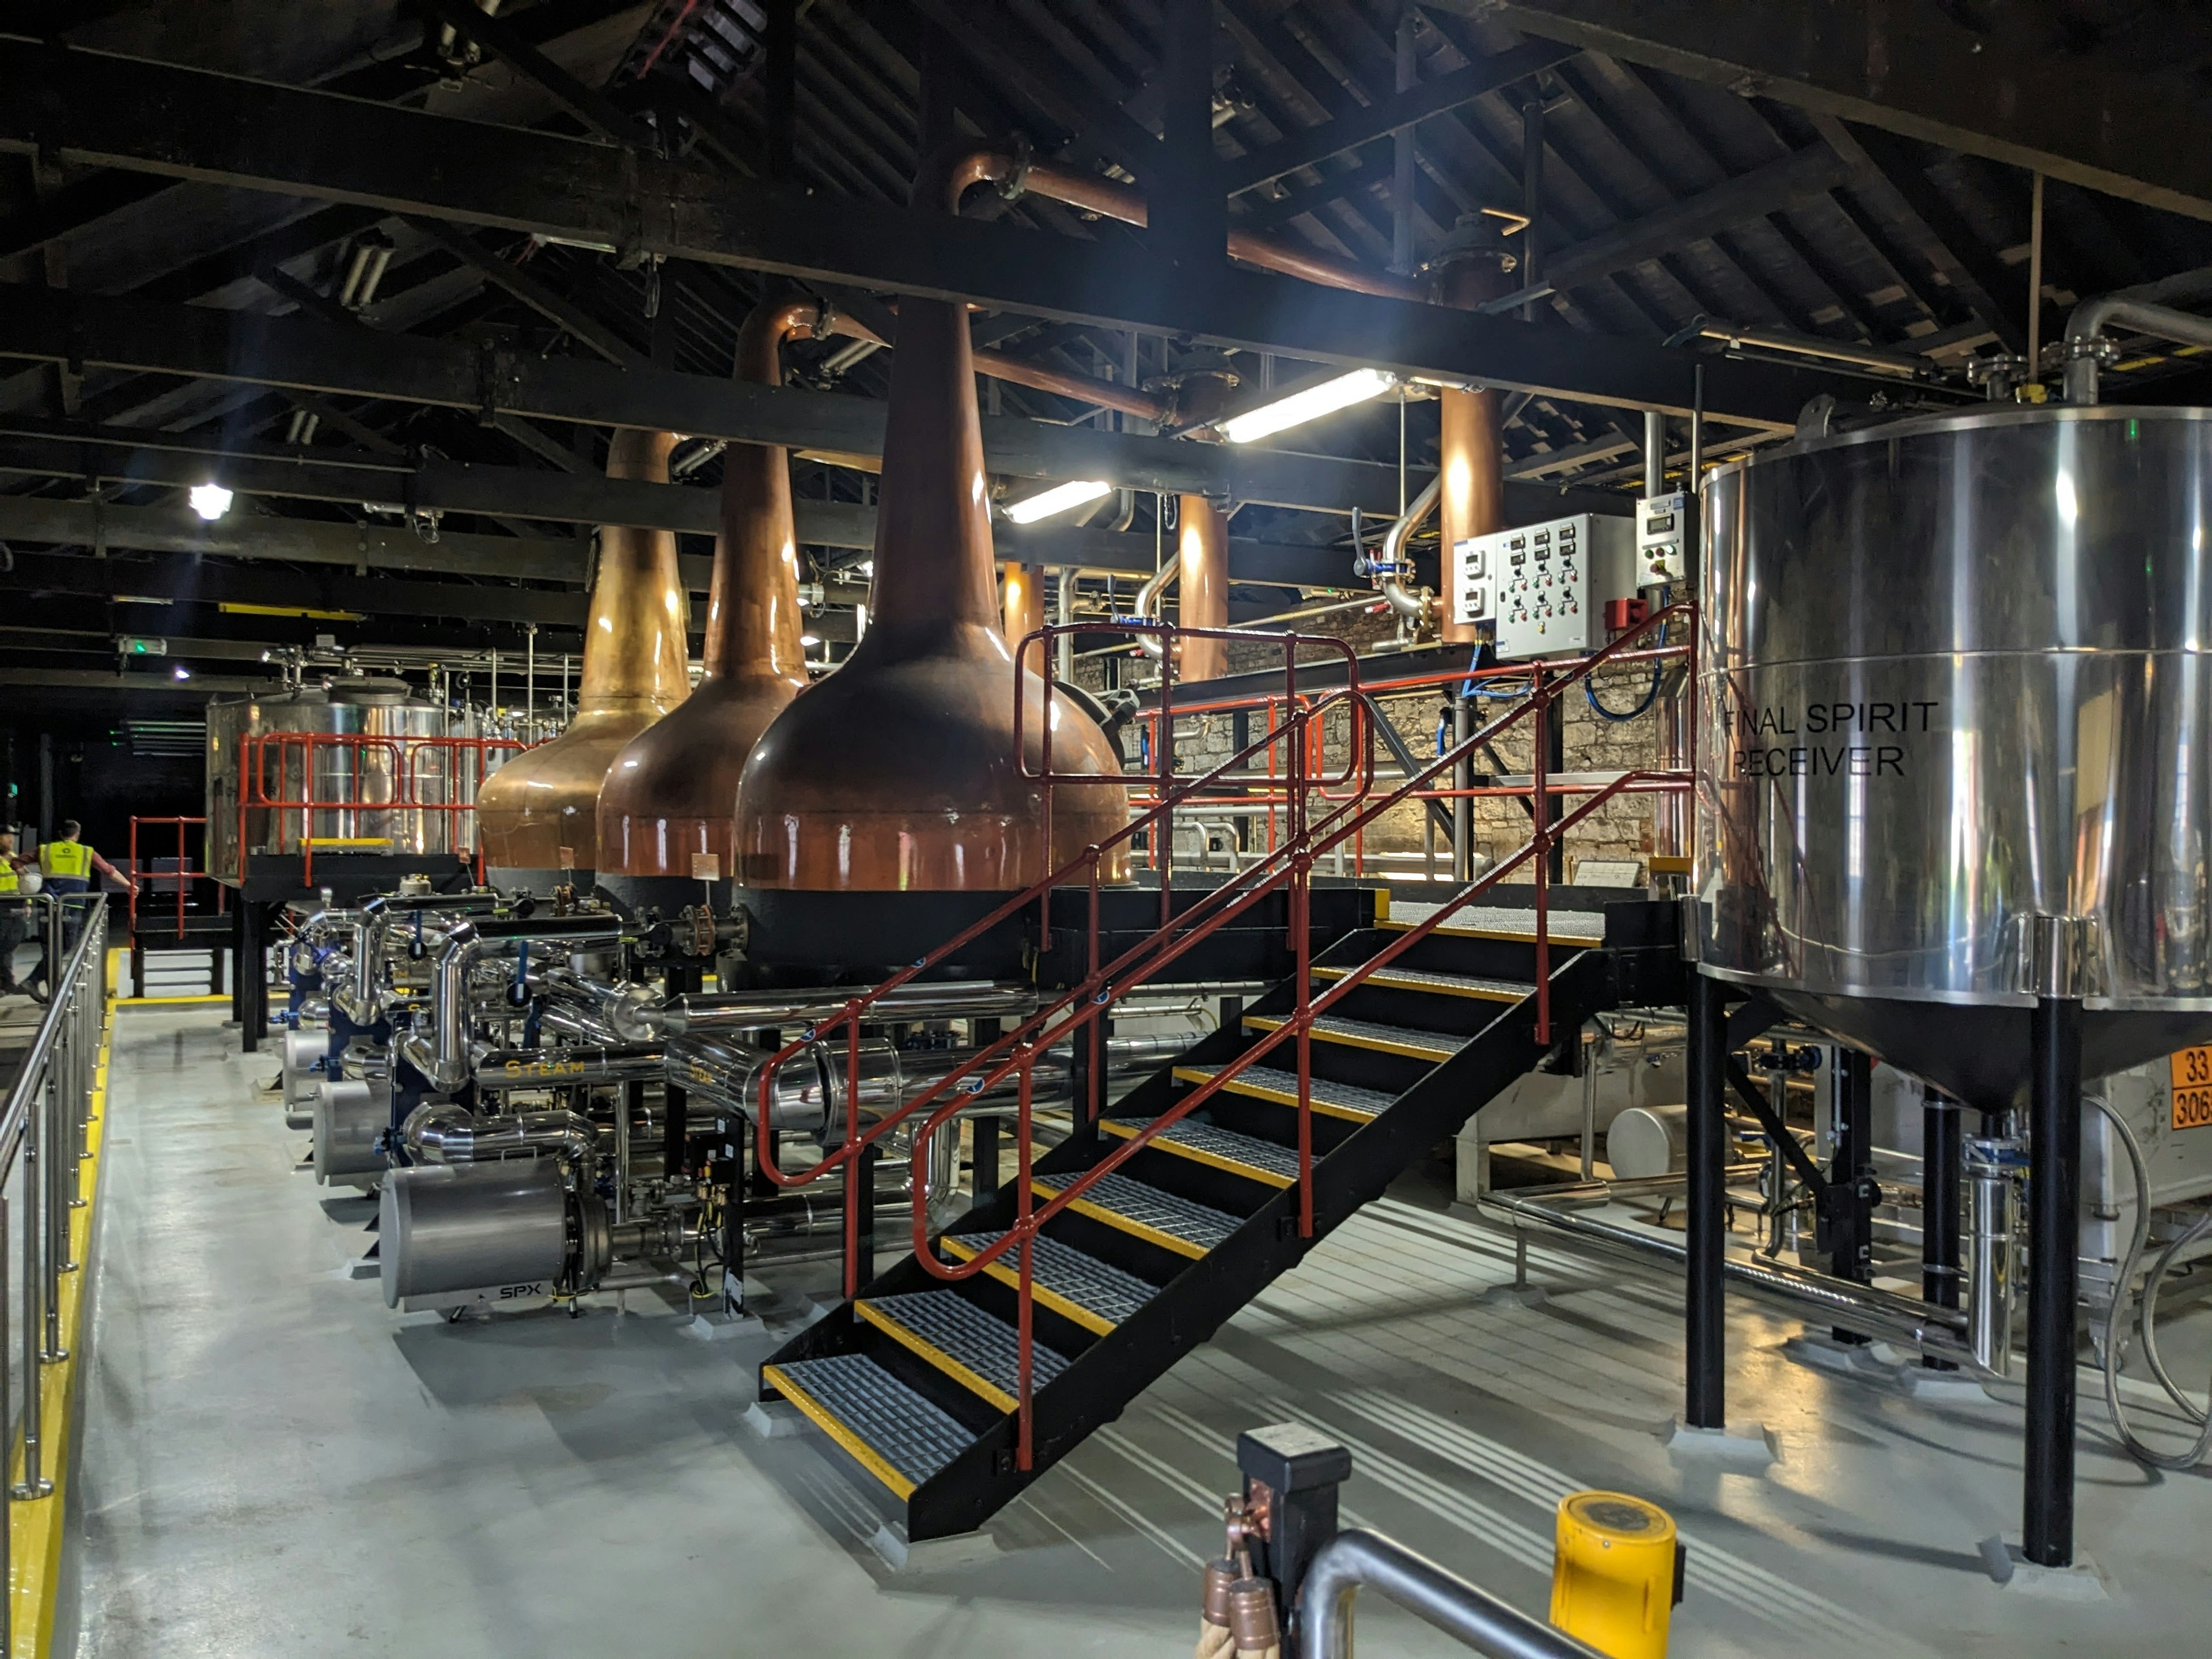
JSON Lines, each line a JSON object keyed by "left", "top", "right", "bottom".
{"left": 187, "top": 482, "right": 234, "bottom": 521}
{"left": 1216, "top": 368, "right": 1399, "bottom": 444}
{"left": 1003, "top": 479, "right": 1112, "bottom": 525}
{"left": 173, "top": 665, "right": 192, "bottom": 680}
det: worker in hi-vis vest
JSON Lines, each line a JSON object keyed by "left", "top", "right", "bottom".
{"left": 0, "top": 830, "right": 34, "bottom": 997}
{"left": 25, "top": 819, "right": 135, "bottom": 1004}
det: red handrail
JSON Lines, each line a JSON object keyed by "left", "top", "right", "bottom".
{"left": 233, "top": 731, "right": 534, "bottom": 884}
{"left": 756, "top": 605, "right": 1694, "bottom": 1470}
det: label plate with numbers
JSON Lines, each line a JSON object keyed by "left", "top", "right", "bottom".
{"left": 2170, "top": 1046, "right": 2212, "bottom": 1130}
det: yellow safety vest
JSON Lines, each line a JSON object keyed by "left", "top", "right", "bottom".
{"left": 39, "top": 840, "right": 91, "bottom": 880}
{"left": 0, "top": 863, "right": 16, "bottom": 894}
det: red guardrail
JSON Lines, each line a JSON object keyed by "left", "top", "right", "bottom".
{"left": 756, "top": 606, "right": 1695, "bottom": 1469}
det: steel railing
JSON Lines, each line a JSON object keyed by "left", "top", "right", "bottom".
{"left": 0, "top": 893, "right": 110, "bottom": 1656}
{"left": 234, "top": 731, "right": 535, "bottom": 884}
{"left": 752, "top": 607, "right": 1693, "bottom": 1471}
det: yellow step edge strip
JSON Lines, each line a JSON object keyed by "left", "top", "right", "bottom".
{"left": 938, "top": 1234, "right": 1118, "bottom": 1337}
{"left": 760, "top": 1362, "right": 918, "bottom": 1501}
{"left": 1098, "top": 1117, "right": 1295, "bottom": 1190}
{"left": 1243, "top": 1014, "right": 1455, "bottom": 1063}
{"left": 1378, "top": 918, "right": 1590, "bottom": 945}
{"left": 1031, "top": 1178, "right": 1209, "bottom": 1261}
{"left": 12, "top": 988, "right": 112, "bottom": 1657}
{"left": 1311, "top": 965, "right": 1526, "bottom": 1003}
{"left": 855, "top": 1300, "right": 1018, "bottom": 1414}
{"left": 1170, "top": 1066, "right": 1374, "bottom": 1125}
{"left": 116, "top": 994, "right": 230, "bottom": 1007}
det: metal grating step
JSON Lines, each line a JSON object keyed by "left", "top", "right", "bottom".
{"left": 762, "top": 1353, "right": 973, "bottom": 1501}
{"left": 1245, "top": 1013, "right": 1466, "bottom": 1061}
{"left": 940, "top": 1230, "right": 1157, "bottom": 1335}
{"left": 1033, "top": 1170, "right": 1241, "bottom": 1259}
{"left": 1174, "top": 1063, "right": 1394, "bottom": 1123}
{"left": 857, "top": 1290, "right": 1069, "bottom": 1414}
{"left": 1312, "top": 964, "right": 1533, "bottom": 1003}
{"left": 1381, "top": 902, "right": 1604, "bottom": 943}
{"left": 1102, "top": 1115, "right": 1304, "bottom": 1187}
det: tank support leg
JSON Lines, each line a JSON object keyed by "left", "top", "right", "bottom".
{"left": 240, "top": 900, "right": 265, "bottom": 1053}
{"left": 1684, "top": 969, "right": 1729, "bottom": 1429}
{"left": 1828, "top": 1050, "right": 1876, "bottom": 1342}
{"left": 2024, "top": 991, "right": 2082, "bottom": 1568}
{"left": 1923, "top": 1087, "right": 1963, "bottom": 1370}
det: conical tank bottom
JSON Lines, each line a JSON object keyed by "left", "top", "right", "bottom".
{"left": 1754, "top": 986, "right": 2212, "bottom": 1114}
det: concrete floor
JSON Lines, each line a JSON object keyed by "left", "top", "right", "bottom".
{"left": 68, "top": 1006, "right": 2212, "bottom": 1657}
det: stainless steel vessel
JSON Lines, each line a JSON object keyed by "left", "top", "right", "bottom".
{"left": 1696, "top": 405, "right": 2212, "bottom": 1108}
{"left": 206, "top": 674, "right": 465, "bottom": 882}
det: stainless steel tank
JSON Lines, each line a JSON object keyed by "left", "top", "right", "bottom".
{"left": 207, "top": 675, "right": 466, "bottom": 883}
{"left": 1697, "top": 405, "right": 2212, "bottom": 1109}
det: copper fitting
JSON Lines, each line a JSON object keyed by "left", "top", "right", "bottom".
{"left": 1226, "top": 1578, "right": 1281, "bottom": 1657}
{"left": 1201, "top": 1558, "right": 1239, "bottom": 1629}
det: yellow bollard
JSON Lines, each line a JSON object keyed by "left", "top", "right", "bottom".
{"left": 1550, "top": 1490, "right": 1679, "bottom": 1658}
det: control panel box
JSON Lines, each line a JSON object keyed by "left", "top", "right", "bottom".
{"left": 1455, "top": 512, "right": 1637, "bottom": 660}
{"left": 1637, "top": 491, "right": 1689, "bottom": 588}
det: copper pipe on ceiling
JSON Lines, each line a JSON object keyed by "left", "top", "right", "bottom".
{"left": 733, "top": 149, "right": 1130, "bottom": 893}
{"left": 596, "top": 295, "right": 821, "bottom": 905}
{"left": 953, "top": 151, "right": 1429, "bottom": 306}
{"left": 971, "top": 347, "right": 1170, "bottom": 423}
{"left": 478, "top": 430, "right": 692, "bottom": 886}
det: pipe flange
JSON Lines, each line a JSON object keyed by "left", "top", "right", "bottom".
{"left": 571, "top": 1191, "right": 611, "bottom": 1292}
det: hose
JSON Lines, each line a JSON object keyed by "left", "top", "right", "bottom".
{"left": 1583, "top": 587, "right": 1668, "bottom": 722}
{"left": 2090, "top": 1094, "right": 2212, "bottom": 1469}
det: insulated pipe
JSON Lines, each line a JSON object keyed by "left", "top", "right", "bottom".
{"left": 2061, "top": 294, "right": 2212, "bottom": 402}
{"left": 1484, "top": 1189, "right": 1976, "bottom": 1358}
{"left": 404, "top": 917, "right": 627, "bottom": 1094}
{"left": 660, "top": 980, "right": 1036, "bottom": 1036}
{"left": 1300, "top": 1529, "right": 1608, "bottom": 1659}
{"left": 343, "top": 894, "right": 501, "bottom": 1024}
{"left": 402, "top": 1100, "right": 598, "bottom": 1165}
{"left": 1379, "top": 476, "right": 1442, "bottom": 625}
{"left": 471, "top": 1043, "right": 666, "bottom": 1093}
{"left": 1133, "top": 559, "right": 1176, "bottom": 661}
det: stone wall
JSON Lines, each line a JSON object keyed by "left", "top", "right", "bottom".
{"left": 1107, "top": 607, "right": 1677, "bottom": 877}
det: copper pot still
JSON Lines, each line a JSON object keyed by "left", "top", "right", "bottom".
{"left": 597, "top": 297, "right": 822, "bottom": 906}
{"left": 734, "top": 159, "right": 1129, "bottom": 893}
{"left": 477, "top": 430, "right": 691, "bottom": 887}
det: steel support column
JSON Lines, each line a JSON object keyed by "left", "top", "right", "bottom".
{"left": 1684, "top": 968, "right": 1729, "bottom": 1429}
{"left": 2024, "top": 991, "right": 2083, "bottom": 1567}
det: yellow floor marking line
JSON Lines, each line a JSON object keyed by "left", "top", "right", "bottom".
{"left": 11, "top": 988, "right": 111, "bottom": 1656}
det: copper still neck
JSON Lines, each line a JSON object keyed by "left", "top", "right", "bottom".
{"left": 594, "top": 295, "right": 823, "bottom": 893}
{"left": 1002, "top": 562, "right": 1047, "bottom": 654}
{"left": 730, "top": 151, "right": 1130, "bottom": 893}
{"left": 579, "top": 429, "right": 692, "bottom": 713}
{"left": 705, "top": 299, "right": 819, "bottom": 685}
{"left": 476, "top": 431, "right": 690, "bottom": 881}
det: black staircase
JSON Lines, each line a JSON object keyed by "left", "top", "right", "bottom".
{"left": 759, "top": 896, "right": 1681, "bottom": 1539}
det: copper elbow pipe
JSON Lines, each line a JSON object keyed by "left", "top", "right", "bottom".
{"left": 939, "top": 149, "right": 1429, "bottom": 306}
{"left": 476, "top": 431, "right": 691, "bottom": 884}
{"left": 596, "top": 294, "right": 820, "bottom": 895}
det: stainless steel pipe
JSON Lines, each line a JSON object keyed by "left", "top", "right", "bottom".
{"left": 1483, "top": 1190, "right": 1978, "bottom": 1361}
{"left": 1300, "top": 1528, "right": 1607, "bottom": 1659}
